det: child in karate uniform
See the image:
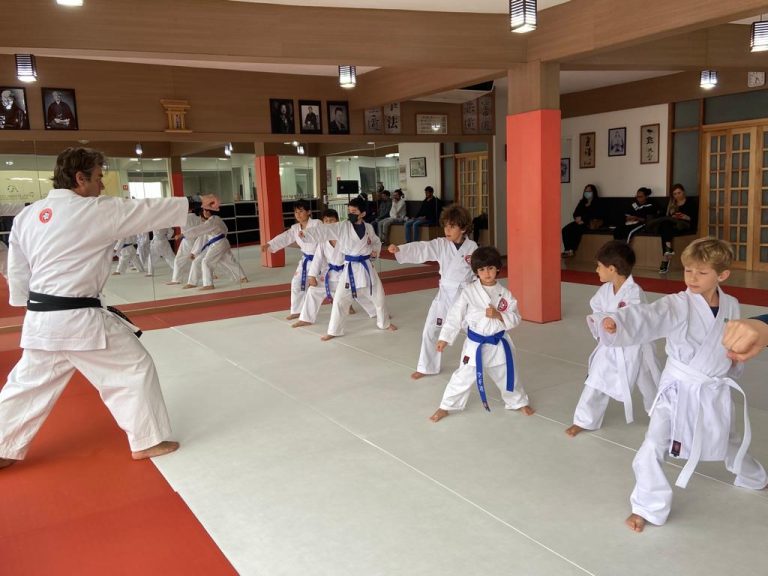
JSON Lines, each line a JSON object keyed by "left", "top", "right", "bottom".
{"left": 598, "top": 237, "right": 767, "bottom": 532}
{"left": 112, "top": 236, "right": 144, "bottom": 275}
{"left": 388, "top": 204, "right": 477, "bottom": 379}
{"left": 145, "top": 228, "right": 176, "bottom": 277}
{"left": 183, "top": 209, "right": 247, "bottom": 290}
{"left": 430, "top": 246, "right": 533, "bottom": 422}
{"left": 266, "top": 199, "right": 319, "bottom": 320}
{"left": 167, "top": 201, "right": 202, "bottom": 285}
{"left": 300, "top": 196, "right": 396, "bottom": 340}
{"left": 566, "top": 240, "right": 660, "bottom": 437}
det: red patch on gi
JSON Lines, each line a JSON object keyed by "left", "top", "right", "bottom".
{"left": 462, "top": 355, "right": 470, "bottom": 364}
{"left": 618, "top": 301, "right": 627, "bottom": 308}
{"left": 436, "top": 318, "right": 443, "bottom": 326}
{"left": 464, "top": 255, "right": 472, "bottom": 265}
{"left": 497, "top": 298, "right": 509, "bottom": 312}
{"left": 367, "top": 237, "right": 371, "bottom": 245}
{"left": 39, "top": 208, "right": 53, "bottom": 224}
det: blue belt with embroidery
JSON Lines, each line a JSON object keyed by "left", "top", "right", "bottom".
{"left": 343, "top": 254, "right": 372, "bottom": 298}
{"left": 466, "top": 328, "right": 515, "bottom": 412}
{"left": 325, "top": 263, "right": 344, "bottom": 299}
{"left": 300, "top": 252, "right": 315, "bottom": 291}
{"left": 200, "top": 233, "right": 225, "bottom": 252}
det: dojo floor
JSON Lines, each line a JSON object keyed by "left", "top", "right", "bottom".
{"left": 136, "top": 281, "right": 768, "bottom": 576}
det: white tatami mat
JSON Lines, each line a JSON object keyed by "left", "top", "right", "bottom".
{"left": 143, "top": 282, "right": 768, "bottom": 576}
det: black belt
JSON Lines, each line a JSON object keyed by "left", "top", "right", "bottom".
{"left": 26, "top": 291, "right": 142, "bottom": 338}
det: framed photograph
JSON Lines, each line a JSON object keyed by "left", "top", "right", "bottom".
{"left": 416, "top": 113, "right": 447, "bottom": 135}
{"left": 560, "top": 158, "right": 571, "bottom": 183}
{"left": 298, "top": 100, "right": 321, "bottom": 134}
{"left": 608, "top": 127, "right": 626, "bottom": 157}
{"left": 384, "top": 102, "right": 401, "bottom": 134}
{"left": 0, "top": 87, "right": 29, "bottom": 130}
{"left": 409, "top": 157, "right": 427, "bottom": 178}
{"left": 640, "top": 123, "right": 660, "bottom": 164}
{"left": 269, "top": 98, "right": 295, "bottom": 134}
{"left": 327, "top": 101, "right": 350, "bottom": 134}
{"left": 364, "top": 107, "right": 383, "bottom": 135}
{"left": 42, "top": 88, "right": 78, "bottom": 130}
{"left": 579, "top": 132, "right": 596, "bottom": 169}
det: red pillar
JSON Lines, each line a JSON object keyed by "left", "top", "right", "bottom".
{"left": 506, "top": 109, "right": 561, "bottom": 323}
{"left": 255, "top": 155, "right": 285, "bottom": 268}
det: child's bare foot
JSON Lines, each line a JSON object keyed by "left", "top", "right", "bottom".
{"left": 166, "top": 281, "right": 180, "bottom": 285}
{"left": 565, "top": 424, "right": 585, "bottom": 437}
{"left": 320, "top": 334, "right": 335, "bottom": 341}
{"left": 112, "top": 271, "right": 120, "bottom": 275}
{"left": 131, "top": 441, "right": 180, "bottom": 460}
{"left": 199, "top": 285, "right": 214, "bottom": 291}
{"left": 286, "top": 313, "right": 300, "bottom": 320}
{"left": 240, "top": 277, "right": 248, "bottom": 284}
{"left": 386, "top": 323, "right": 398, "bottom": 332}
{"left": 411, "top": 371, "right": 427, "bottom": 380}
{"left": 625, "top": 513, "right": 646, "bottom": 533}
{"left": 291, "top": 320, "right": 312, "bottom": 328}
{"left": 182, "top": 284, "right": 196, "bottom": 289}
{"left": 430, "top": 409, "right": 449, "bottom": 422}
{"left": 518, "top": 405, "right": 535, "bottom": 416}
{"left": 0, "top": 457, "right": 18, "bottom": 470}
{"left": 145, "top": 273, "right": 153, "bottom": 277}
{"left": 348, "top": 306, "right": 356, "bottom": 314}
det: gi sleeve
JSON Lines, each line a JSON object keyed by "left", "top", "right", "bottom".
{"left": 394, "top": 240, "right": 439, "bottom": 265}
{"left": 110, "top": 197, "right": 188, "bottom": 241}
{"left": 7, "top": 227, "right": 31, "bottom": 307}
{"left": 497, "top": 292, "right": 521, "bottom": 331}
{"left": 301, "top": 222, "right": 339, "bottom": 244}
{"left": 438, "top": 290, "right": 469, "bottom": 346}
{"left": 266, "top": 226, "right": 297, "bottom": 253}
{"left": 598, "top": 293, "right": 685, "bottom": 347}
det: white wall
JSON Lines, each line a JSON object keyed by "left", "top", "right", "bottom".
{"left": 398, "top": 142, "right": 441, "bottom": 199}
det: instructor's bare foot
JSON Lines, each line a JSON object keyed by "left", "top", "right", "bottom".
{"left": 411, "top": 371, "right": 427, "bottom": 380}
{"left": 291, "top": 320, "right": 312, "bottom": 328}
{"left": 0, "top": 457, "right": 18, "bottom": 470}
{"left": 430, "top": 409, "right": 449, "bottom": 422}
{"left": 286, "top": 313, "right": 300, "bottom": 320}
{"left": 518, "top": 405, "right": 535, "bottom": 416}
{"left": 131, "top": 441, "right": 180, "bottom": 460}
{"left": 166, "top": 281, "right": 181, "bottom": 285}
{"left": 625, "top": 513, "right": 646, "bottom": 533}
{"left": 386, "top": 323, "right": 398, "bottom": 332}
{"left": 565, "top": 424, "right": 586, "bottom": 437}
{"left": 320, "top": 334, "right": 335, "bottom": 341}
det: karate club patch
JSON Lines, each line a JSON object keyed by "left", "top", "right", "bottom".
{"left": 618, "top": 301, "right": 627, "bottom": 308}
{"left": 367, "top": 237, "right": 371, "bottom": 245}
{"left": 497, "top": 298, "right": 509, "bottom": 312}
{"left": 39, "top": 208, "right": 53, "bottom": 224}
{"left": 462, "top": 355, "right": 470, "bottom": 364}
{"left": 436, "top": 318, "right": 443, "bottom": 326}
{"left": 464, "top": 255, "right": 472, "bottom": 265}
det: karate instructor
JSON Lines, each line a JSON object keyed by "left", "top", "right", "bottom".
{"left": 0, "top": 147, "right": 219, "bottom": 469}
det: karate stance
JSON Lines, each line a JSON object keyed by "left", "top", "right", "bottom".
{"left": 566, "top": 241, "right": 660, "bottom": 437}
{"left": 0, "top": 147, "right": 219, "bottom": 470}
{"left": 389, "top": 204, "right": 477, "bottom": 379}
{"left": 167, "top": 200, "right": 202, "bottom": 285}
{"left": 430, "top": 246, "right": 533, "bottom": 422}
{"left": 301, "top": 197, "right": 396, "bottom": 340}
{"left": 112, "top": 235, "right": 145, "bottom": 275}
{"left": 265, "top": 199, "right": 319, "bottom": 320}
{"left": 145, "top": 227, "right": 176, "bottom": 277}
{"left": 598, "top": 237, "right": 767, "bottom": 532}
{"left": 183, "top": 208, "right": 246, "bottom": 290}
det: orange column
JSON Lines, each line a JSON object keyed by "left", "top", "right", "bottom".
{"left": 169, "top": 156, "right": 185, "bottom": 249}
{"left": 255, "top": 154, "right": 285, "bottom": 268}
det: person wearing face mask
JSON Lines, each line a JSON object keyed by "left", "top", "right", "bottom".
{"left": 561, "top": 184, "right": 603, "bottom": 258}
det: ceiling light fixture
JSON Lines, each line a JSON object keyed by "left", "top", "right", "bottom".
{"left": 297, "top": 145, "right": 305, "bottom": 155}
{"left": 224, "top": 143, "right": 232, "bottom": 157}
{"left": 339, "top": 66, "right": 357, "bottom": 89}
{"left": 15, "top": 54, "right": 37, "bottom": 83}
{"left": 699, "top": 70, "right": 718, "bottom": 89}
{"left": 750, "top": 18, "right": 768, "bottom": 52}
{"left": 135, "top": 143, "right": 143, "bottom": 156}
{"left": 509, "top": 0, "right": 537, "bottom": 33}
{"left": 56, "top": 0, "right": 84, "bottom": 6}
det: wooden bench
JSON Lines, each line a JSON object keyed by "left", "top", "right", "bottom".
{"left": 570, "top": 231, "right": 698, "bottom": 271}
{"left": 388, "top": 223, "right": 442, "bottom": 244}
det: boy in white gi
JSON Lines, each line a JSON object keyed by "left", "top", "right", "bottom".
{"left": 112, "top": 235, "right": 145, "bottom": 275}
{"left": 388, "top": 204, "right": 477, "bottom": 380}
{"left": 291, "top": 209, "right": 374, "bottom": 328}
{"left": 598, "top": 237, "right": 767, "bottom": 532}
{"left": 167, "top": 200, "right": 202, "bottom": 285}
{"left": 0, "top": 147, "right": 220, "bottom": 470}
{"left": 145, "top": 227, "right": 176, "bottom": 277}
{"left": 266, "top": 199, "right": 319, "bottom": 320}
{"left": 183, "top": 208, "right": 247, "bottom": 290}
{"left": 300, "top": 196, "right": 397, "bottom": 341}
{"left": 430, "top": 246, "right": 533, "bottom": 422}
{"left": 566, "top": 240, "right": 660, "bottom": 437}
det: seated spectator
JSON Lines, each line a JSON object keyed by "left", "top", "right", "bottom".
{"left": 612, "top": 187, "right": 658, "bottom": 243}
{"left": 561, "top": 184, "right": 603, "bottom": 258}
{"left": 643, "top": 183, "right": 697, "bottom": 274}
{"left": 404, "top": 186, "right": 443, "bottom": 243}
{"left": 472, "top": 212, "right": 488, "bottom": 244}
{"left": 371, "top": 189, "right": 392, "bottom": 237}
{"left": 378, "top": 189, "right": 406, "bottom": 244}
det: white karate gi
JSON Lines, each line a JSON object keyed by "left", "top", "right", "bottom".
{"left": 395, "top": 237, "right": 477, "bottom": 375}
{"left": 136, "top": 231, "right": 151, "bottom": 269}
{"left": 186, "top": 216, "right": 244, "bottom": 287}
{"left": 302, "top": 221, "right": 391, "bottom": 336}
{"left": 437, "top": 279, "right": 529, "bottom": 412}
{"left": 0, "top": 203, "right": 25, "bottom": 278}
{"left": 600, "top": 288, "right": 767, "bottom": 526}
{"left": 146, "top": 228, "right": 176, "bottom": 276}
{"left": 573, "top": 276, "right": 660, "bottom": 429}
{"left": 171, "top": 212, "right": 202, "bottom": 283}
{"left": 0, "top": 190, "right": 189, "bottom": 459}
{"left": 267, "top": 219, "right": 319, "bottom": 315}
{"left": 113, "top": 235, "right": 144, "bottom": 274}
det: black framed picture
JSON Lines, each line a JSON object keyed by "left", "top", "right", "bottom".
{"left": 269, "top": 98, "right": 295, "bottom": 134}
{"left": 42, "top": 87, "right": 79, "bottom": 130}
{"left": 327, "top": 100, "right": 349, "bottom": 134}
{"left": 0, "top": 87, "right": 29, "bottom": 130}
{"left": 560, "top": 158, "right": 570, "bottom": 183}
{"left": 608, "top": 127, "right": 626, "bottom": 157}
{"left": 299, "top": 100, "right": 322, "bottom": 134}
{"left": 409, "top": 157, "right": 427, "bottom": 178}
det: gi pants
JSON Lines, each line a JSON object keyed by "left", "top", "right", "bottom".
{"left": 200, "top": 240, "right": 245, "bottom": 287}
{"left": 573, "top": 381, "right": 655, "bottom": 430}
{"left": 171, "top": 237, "right": 193, "bottom": 283}
{"left": 327, "top": 274, "right": 390, "bottom": 336}
{"left": 439, "top": 363, "right": 528, "bottom": 412}
{"left": 417, "top": 299, "right": 444, "bottom": 375}
{"left": 299, "top": 280, "right": 376, "bottom": 324}
{"left": 116, "top": 245, "right": 144, "bottom": 274}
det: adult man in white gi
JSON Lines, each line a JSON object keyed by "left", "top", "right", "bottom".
{"left": 0, "top": 147, "right": 219, "bottom": 470}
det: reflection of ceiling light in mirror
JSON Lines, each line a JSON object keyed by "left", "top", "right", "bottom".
{"left": 431, "top": 124, "right": 440, "bottom": 131}
{"left": 130, "top": 158, "right": 138, "bottom": 162}
{"left": 181, "top": 157, "right": 187, "bottom": 161}
{"left": 11, "top": 177, "right": 33, "bottom": 181}
{"left": 385, "top": 153, "right": 399, "bottom": 158}
{"left": 700, "top": 70, "right": 718, "bottom": 89}
{"left": 135, "top": 143, "right": 143, "bottom": 156}
{"left": 352, "top": 156, "right": 359, "bottom": 159}
{"left": 5, "top": 161, "right": 13, "bottom": 166}
{"left": 291, "top": 141, "right": 299, "bottom": 147}
{"left": 297, "top": 145, "right": 305, "bottom": 155}
{"left": 152, "top": 158, "right": 162, "bottom": 161}
{"left": 15, "top": 54, "right": 37, "bottom": 83}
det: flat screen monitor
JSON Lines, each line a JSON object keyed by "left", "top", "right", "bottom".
{"left": 337, "top": 180, "right": 360, "bottom": 196}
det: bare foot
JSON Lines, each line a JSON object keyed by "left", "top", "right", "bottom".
{"left": 131, "top": 440, "right": 180, "bottom": 460}
{"left": 112, "top": 271, "right": 120, "bottom": 276}
{"left": 145, "top": 273, "right": 153, "bottom": 277}
{"left": 321, "top": 334, "right": 335, "bottom": 341}
{"left": 565, "top": 424, "right": 586, "bottom": 437}
{"left": 240, "top": 277, "right": 249, "bottom": 284}
{"left": 386, "top": 323, "right": 398, "bottom": 332}
{"left": 182, "top": 284, "right": 196, "bottom": 289}
{"left": 286, "top": 313, "right": 300, "bottom": 320}
{"left": 291, "top": 320, "right": 312, "bottom": 328}
{"left": 0, "top": 457, "right": 18, "bottom": 470}
{"left": 625, "top": 513, "right": 646, "bottom": 533}
{"left": 430, "top": 409, "right": 449, "bottom": 422}
{"left": 411, "top": 371, "right": 427, "bottom": 380}
{"left": 199, "top": 285, "right": 215, "bottom": 291}
{"left": 518, "top": 405, "right": 535, "bottom": 416}
{"left": 166, "top": 281, "right": 181, "bottom": 285}
{"left": 348, "top": 306, "right": 356, "bottom": 315}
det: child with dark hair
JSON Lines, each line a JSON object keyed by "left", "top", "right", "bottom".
{"left": 388, "top": 204, "right": 477, "bottom": 379}
{"left": 430, "top": 246, "right": 533, "bottom": 422}
{"left": 566, "top": 240, "right": 660, "bottom": 438}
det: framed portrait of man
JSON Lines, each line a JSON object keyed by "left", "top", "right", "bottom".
{"left": 269, "top": 98, "right": 295, "bottom": 134}
{"left": 0, "top": 87, "right": 30, "bottom": 130}
{"left": 299, "top": 100, "right": 322, "bottom": 134}
{"left": 327, "top": 101, "right": 350, "bottom": 135}
{"left": 608, "top": 127, "right": 627, "bottom": 157}
{"left": 42, "top": 88, "right": 78, "bottom": 130}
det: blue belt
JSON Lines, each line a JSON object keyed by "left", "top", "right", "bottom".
{"left": 121, "top": 243, "right": 132, "bottom": 249}
{"left": 325, "top": 263, "right": 344, "bottom": 299}
{"left": 344, "top": 254, "right": 372, "bottom": 298}
{"left": 466, "top": 328, "right": 515, "bottom": 412}
{"left": 200, "top": 233, "right": 225, "bottom": 252}
{"left": 300, "top": 252, "right": 315, "bottom": 291}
